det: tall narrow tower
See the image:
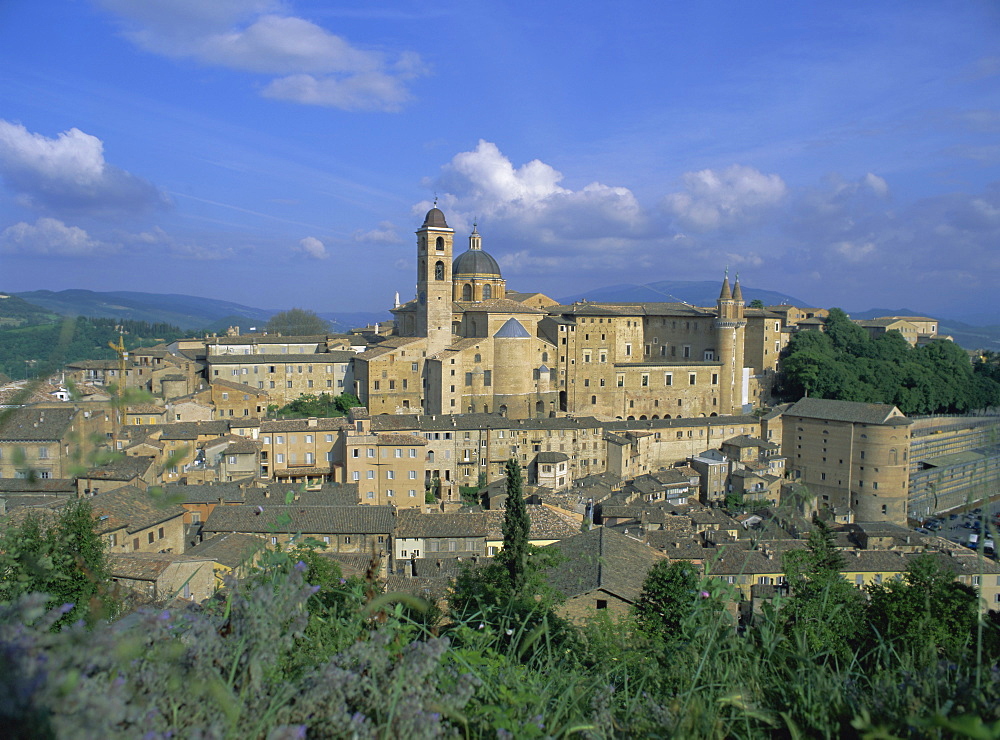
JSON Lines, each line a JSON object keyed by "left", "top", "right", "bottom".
{"left": 416, "top": 207, "right": 455, "bottom": 356}
{"left": 715, "top": 271, "right": 747, "bottom": 413}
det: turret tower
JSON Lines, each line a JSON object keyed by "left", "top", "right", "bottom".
{"left": 715, "top": 271, "right": 747, "bottom": 413}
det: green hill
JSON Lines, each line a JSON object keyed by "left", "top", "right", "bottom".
{"left": 0, "top": 292, "right": 60, "bottom": 327}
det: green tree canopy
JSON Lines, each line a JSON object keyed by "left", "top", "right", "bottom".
{"left": 0, "top": 500, "right": 117, "bottom": 628}
{"left": 865, "top": 553, "right": 979, "bottom": 659}
{"left": 264, "top": 308, "right": 329, "bottom": 336}
{"left": 777, "top": 308, "right": 1000, "bottom": 414}
{"left": 781, "top": 519, "right": 865, "bottom": 659}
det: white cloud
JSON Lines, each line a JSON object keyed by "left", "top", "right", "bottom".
{"left": 295, "top": 235, "right": 328, "bottom": 259}
{"left": 862, "top": 172, "right": 889, "bottom": 198}
{"left": 419, "top": 140, "right": 643, "bottom": 239}
{"left": 832, "top": 240, "right": 877, "bottom": 262}
{"left": 97, "top": 1, "right": 425, "bottom": 112}
{"left": 0, "top": 218, "right": 111, "bottom": 256}
{"left": 664, "top": 164, "right": 787, "bottom": 230}
{"left": 0, "top": 120, "right": 166, "bottom": 213}
{"left": 354, "top": 221, "right": 403, "bottom": 244}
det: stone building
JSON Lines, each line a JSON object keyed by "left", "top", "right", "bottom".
{"left": 358, "top": 208, "right": 770, "bottom": 421}
{"left": 782, "top": 398, "right": 912, "bottom": 526}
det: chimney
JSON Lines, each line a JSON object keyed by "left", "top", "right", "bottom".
{"left": 264, "top": 490, "right": 271, "bottom": 498}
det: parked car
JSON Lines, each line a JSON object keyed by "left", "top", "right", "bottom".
{"left": 985, "top": 538, "right": 996, "bottom": 556}
{"left": 968, "top": 533, "right": 980, "bottom": 548}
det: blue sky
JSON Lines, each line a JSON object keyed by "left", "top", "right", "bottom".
{"left": 1, "top": 1, "right": 998, "bottom": 322}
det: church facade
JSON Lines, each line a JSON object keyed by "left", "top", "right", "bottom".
{"left": 354, "top": 207, "right": 780, "bottom": 421}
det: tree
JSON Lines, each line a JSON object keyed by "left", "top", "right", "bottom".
{"left": 866, "top": 554, "right": 979, "bottom": 659}
{"left": 748, "top": 299, "right": 765, "bottom": 309}
{"left": 781, "top": 519, "right": 865, "bottom": 659}
{"left": 634, "top": 560, "right": 700, "bottom": 637}
{"left": 0, "top": 500, "right": 117, "bottom": 628}
{"left": 499, "top": 457, "right": 530, "bottom": 598}
{"left": 274, "top": 392, "right": 361, "bottom": 419}
{"left": 449, "top": 458, "right": 562, "bottom": 615}
{"left": 264, "top": 308, "right": 329, "bottom": 336}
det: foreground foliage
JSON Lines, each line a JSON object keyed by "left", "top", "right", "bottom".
{"left": 3, "top": 508, "right": 1000, "bottom": 738}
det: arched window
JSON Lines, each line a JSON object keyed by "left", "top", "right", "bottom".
{"left": 483, "top": 284, "right": 492, "bottom": 299}
{"left": 435, "top": 236, "right": 444, "bottom": 251}
{"left": 474, "top": 353, "right": 481, "bottom": 363}
{"left": 434, "top": 261, "right": 444, "bottom": 280}
{"left": 888, "top": 448, "right": 898, "bottom": 465}
{"left": 427, "top": 450, "right": 434, "bottom": 463}
{"left": 462, "top": 283, "right": 472, "bottom": 301}
{"left": 542, "top": 352, "right": 548, "bottom": 363}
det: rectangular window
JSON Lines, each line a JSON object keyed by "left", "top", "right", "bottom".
{"left": 465, "top": 372, "right": 473, "bottom": 386}
{"left": 352, "top": 472, "right": 360, "bottom": 481}
{"left": 483, "top": 370, "right": 491, "bottom": 386}
{"left": 641, "top": 374, "right": 649, "bottom": 387}
{"left": 689, "top": 373, "right": 696, "bottom": 385}
{"left": 148, "top": 532, "right": 155, "bottom": 544}
{"left": 276, "top": 453, "right": 285, "bottom": 463}
{"left": 367, "top": 471, "right": 375, "bottom": 479}
{"left": 665, "top": 373, "right": 673, "bottom": 386}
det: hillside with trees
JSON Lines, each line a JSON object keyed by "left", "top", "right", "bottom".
{"left": 0, "top": 316, "right": 186, "bottom": 379}
{"left": 776, "top": 308, "right": 1000, "bottom": 414}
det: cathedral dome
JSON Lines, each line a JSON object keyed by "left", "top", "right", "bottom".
{"left": 453, "top": 248, "right": 501, "bottom": 277}
{"left": 422, "top": 207, "right": 449, "bottom": 228}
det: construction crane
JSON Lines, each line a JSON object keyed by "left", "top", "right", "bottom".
{"left": 108, "top": 333, "right": 128, "bottom": 451}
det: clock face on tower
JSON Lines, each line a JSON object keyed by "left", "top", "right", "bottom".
{"left": 418, "top": 291, "right": 426, "bottom": 305}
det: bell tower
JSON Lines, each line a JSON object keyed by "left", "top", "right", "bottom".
{"left": 416, "top": 206, "right": 454, "bottom": 356}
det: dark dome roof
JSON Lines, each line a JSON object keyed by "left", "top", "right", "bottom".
{"left": 422, "top": 207, "right": 449, "bottom": 228}
{"left": 453, "top": 248, "right": 501, "bottom": 277}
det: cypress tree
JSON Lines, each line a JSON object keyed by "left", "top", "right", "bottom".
{"left": 500, "top": 457, "right": 530, "bottom": 598}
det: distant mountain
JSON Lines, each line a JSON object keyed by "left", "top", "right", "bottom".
{"left": 12, "top": 290, "right": 389, "bottom": 334}
{"left": 559, "top": 280, "right": 811, "bottom": 308}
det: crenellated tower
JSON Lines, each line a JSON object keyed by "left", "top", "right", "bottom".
{"left": 715, "top": 271, "right": 747, "bottom": 413}
{"left": 416, "top": 207, "right": 455, "bottom": 356}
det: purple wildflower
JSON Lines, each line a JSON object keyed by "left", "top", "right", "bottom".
{"left": 700, "top": 590, "right": 711, "bottom": 599}
{"left": 59, "top": 602, "right": 75, "bottom": 614}
{"left": 294, "top": 560, "right": 308, "bottom": 573}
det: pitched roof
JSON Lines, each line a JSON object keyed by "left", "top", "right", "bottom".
{"left": 0, "top": 406, "right": 78, "bottom": 441}
{"left": 108, "top": 552, "right": 214, "bottom": 581}
{"left": 90, "top": 486, "right": 187, "bottom": 534}
{"left": 543, "top": 527, "right": 665, "bottom": 602}
{"left": 203, "top": 504, "right": 394, "bottom": 535}
{"left": 785, "top": 397, "right": 908, "bottom": 425}
{"left": 483, "top": 504, "right": 582, "bottom": 540}
{"left": 493, "top": 317, "right": 532, "bottom": 338}
{"left": 185, "top": 533, "right": 266, "bottom": 568}
{"left": 396, "top": 511, "right": 487, "bottom": 538}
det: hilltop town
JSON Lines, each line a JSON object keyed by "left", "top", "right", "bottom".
{"left": 2, "top": 206, "right": 999, "bottom": 617}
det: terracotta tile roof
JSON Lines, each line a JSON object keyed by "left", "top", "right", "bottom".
{"left": 211, "top": 378, "right": 269, "bottom": 394}
{"left": 396, "top": 511, "right": 488, "bottom": 538}
{"left": 0, "top": 406, "right": 78, "bottom": 441}
{"left": 260, "top": 418, "right": 347, "bottom": 433}
{"left": 0, "top": 478, "right": 76, "bottom": 494}
{"left": 785, "top": 397, "right": 908, "bottom": 426}
{"left": 186, "top": 533, "right": 266, "bottom": 568}
{"left": 83, "top": 455, "right": 156, "bottom": 482}
{"left": 203, "top": 504, "right": 394, "bottom": 535}
{"left": 90, "top": 485, "right": 187, "bottom": 534}
{"left": 543, "top": 527, "right": 665, "bottom": 602}
{"left": 205, "top": 351, "right": 355, "bottom": 364}
{"left": 108, "top": 552, "right": 214, "bottom": 581}
{"left": 483, "top": 505, "right": 581, "bottom": 540}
